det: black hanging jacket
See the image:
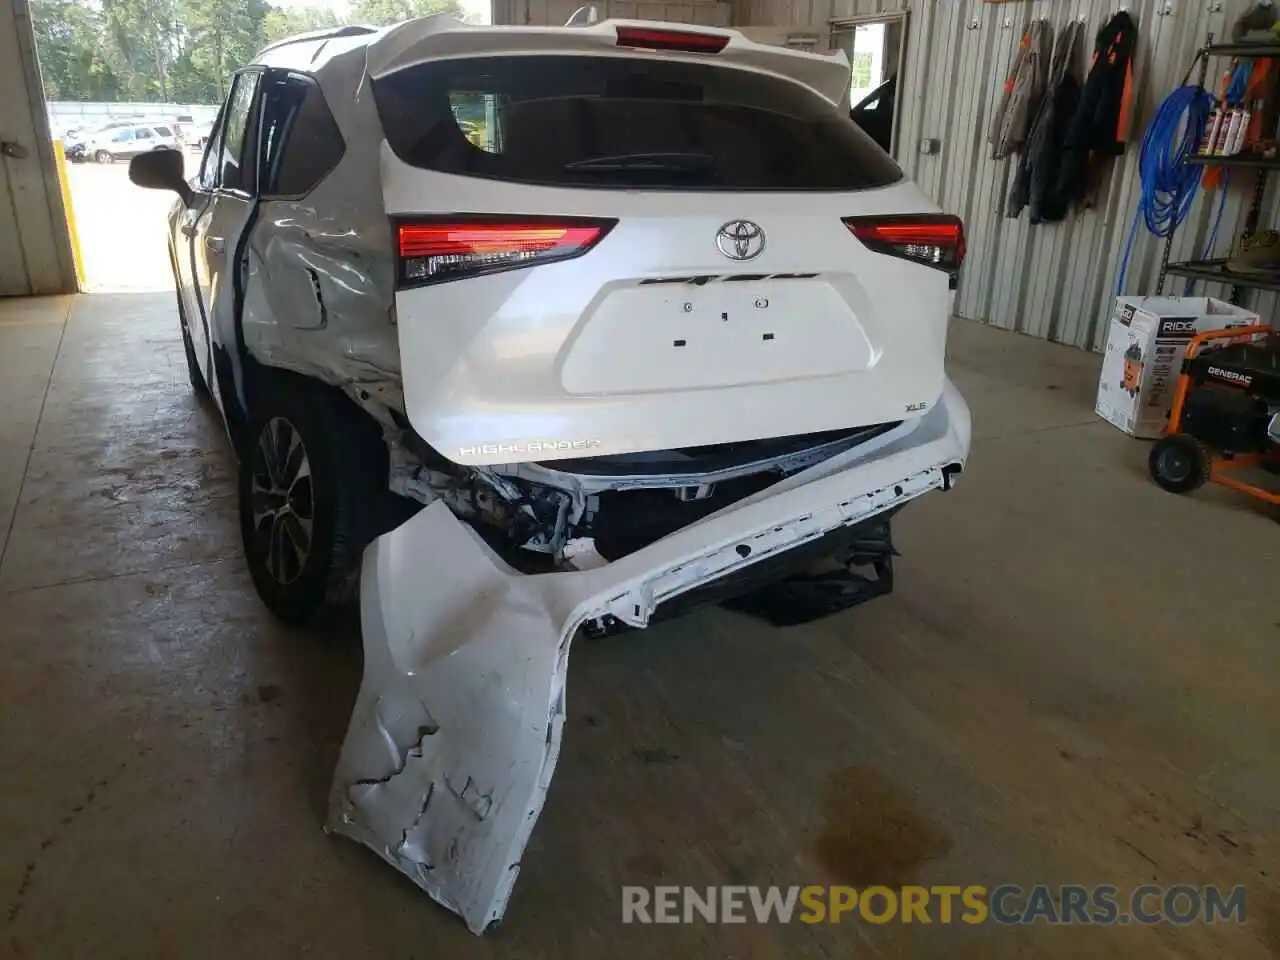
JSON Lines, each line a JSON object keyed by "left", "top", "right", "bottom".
{"left": 1051, "top": 11, "right": 1138, "bottom": 212}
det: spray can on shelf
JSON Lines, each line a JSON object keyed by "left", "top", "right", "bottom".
{"left": 1203, "top": 108, "right": 1223, "bottom": 152}
{"left": 1214, "top": 108, "right": 1237, "bottom": 155}
{"left": 1225, "top": 108, "right": 1250, "bottom": 155}
{"left": 1202, "top": 108, "right": 1225, "bottom": 154}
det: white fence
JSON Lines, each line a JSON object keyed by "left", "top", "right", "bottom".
{"left": 47, "top": 101, "right": 220, "bottom": 136}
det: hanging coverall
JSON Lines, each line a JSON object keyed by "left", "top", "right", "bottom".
{"left": 989, "top": 19, "right": 1052, "bottom": 160}
{"left": 1008, "top": 21, "right": 1084, "bottom": 222}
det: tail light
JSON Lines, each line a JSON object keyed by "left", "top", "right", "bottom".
{"left": 615, "top": 26, "right": 729, "bottom": 53}
{"left": 843, "top": 215, "right": 966, "bottom": 274}
{"left": 396, "top": 216, "right": 616, "bottom": 287}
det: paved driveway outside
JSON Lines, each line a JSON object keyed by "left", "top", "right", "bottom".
{"left": 66, "top": 157, "right": 188, "bottom": 293}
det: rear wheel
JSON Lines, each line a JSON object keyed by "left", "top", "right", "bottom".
{"left": 238, "top": 372, "right": 407, "bottom": 626}
{"left": 1149, "top": 433, "right": 1211, "bottom": 494}
{"left": 94, "top": 149, "right": 111, "bottom": 164}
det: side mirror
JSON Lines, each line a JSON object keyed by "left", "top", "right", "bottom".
{"left": 129, "top": 148, "right": 193, "bottom": 206}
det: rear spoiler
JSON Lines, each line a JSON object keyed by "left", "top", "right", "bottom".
{"left": 364, "top": 16, "right": 852, "bottom": 106}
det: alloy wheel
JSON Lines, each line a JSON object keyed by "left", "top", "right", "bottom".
{"left": 249, "top": 417, "right": 315, "bottom": 585}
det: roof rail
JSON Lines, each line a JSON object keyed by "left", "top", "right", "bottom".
{"left": 565, "top": 5, "right": 601, "bottom": 26}
{"left": 257, "top": 23, "right": 379, "bottom": 57}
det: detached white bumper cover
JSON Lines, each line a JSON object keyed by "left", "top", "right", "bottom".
{"left": 327, "top": 381, "right": 971, "bottom": 933}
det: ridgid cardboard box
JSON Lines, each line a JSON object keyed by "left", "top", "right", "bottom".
{"left": 1096, "top": 296, "right": 1260, "bottom": 439}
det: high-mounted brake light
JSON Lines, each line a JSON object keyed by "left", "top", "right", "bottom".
{"left": 615, "top": 25, "right": 729, "bottom": 53}
{"left": 396, "top": 217, "right": 616, "bottom": 286}
{"left": 843, "top": 215, "right": 966, "bottom": 273}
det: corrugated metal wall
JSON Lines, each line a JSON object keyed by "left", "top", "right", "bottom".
{"left": 894, "top": 0, "right": 1279, "bottom": 350}
{"left": 738, "top": 0, "right": 906, "bottom": 27}
{"left": 493, "top": 0, "right": 1280, "bottom": 349}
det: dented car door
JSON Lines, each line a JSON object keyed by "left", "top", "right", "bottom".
{"left": 191, "top": 69, "right": 263, "bottom": 421}
{"left": 173, "top": 112, "right": 223, "bottom": 393}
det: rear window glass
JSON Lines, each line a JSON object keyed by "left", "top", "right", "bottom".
{"left": 260, "top": 77, "right": 345, "bottom": 198}
{"left": 372, "top": 55, "right": 902, "bottom": 191}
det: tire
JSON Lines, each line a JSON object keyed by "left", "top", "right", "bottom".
{"left": 238, "top": 371, "right": 404, "bottom": 626}
{"left": 94, "top": 149, "right": 112, "bottom": 164}
{"left": 1149, "top": 433, "right": 1211, "bottom": 494}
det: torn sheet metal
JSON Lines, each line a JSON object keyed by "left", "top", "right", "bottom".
{"left": 329, "top": 380, "right": 971, "bottom": 934}
{"left": 240, "top": 201, "right": 404, "bottom": 422}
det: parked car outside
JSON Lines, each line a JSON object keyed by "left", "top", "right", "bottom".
{"left": 190, "top": 119, "right": 215, "bottom": 152}
{"left": 84, "top": 123, "right": 181, "bottom": 163}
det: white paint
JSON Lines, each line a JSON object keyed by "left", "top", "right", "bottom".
{"left": 137, "top": 19, "right": 973, "bottom": 933}
{"left": 250, "top": 18, "right": 955, "bottom": 470}
{"left": 330, "top": 380, "right": 970, "bottom": 934}
{"left": 363, "top": 18, "right": 939, "bottom": 468}
{"left": 361, "top": 17, "right": 851, "bottom": 103}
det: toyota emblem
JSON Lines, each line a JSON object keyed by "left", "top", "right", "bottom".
{"left": 715, "top": 220, "right": 766, "bottom": 261}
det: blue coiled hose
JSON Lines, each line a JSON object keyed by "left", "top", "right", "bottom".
{"left": 1115, "top": 84, "right": 1215, "bottom": 294}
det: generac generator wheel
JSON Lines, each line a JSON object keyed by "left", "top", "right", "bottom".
{"left": 1148, "top": 433, "right": 1211, "bottom": 494}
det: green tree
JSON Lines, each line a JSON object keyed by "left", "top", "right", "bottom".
{"left": 31, "top": 0, "right": 481, "bottom": 105}
{"left": 30, "top": 0, "right": 122, "bottom": 101}
{"left": 101, "top": 0, "right": 183, "bottom": 100}
{"left": 181, "top": 0, "right": 270, "bottom": 101}
{"left": 261, "top": 5, "right": 342, "bottom": 46}
{"left": 350, "top": 0, "right": 468, "bottom": 26}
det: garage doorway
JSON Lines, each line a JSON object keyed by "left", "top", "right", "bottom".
{"left": 832, "top": 13, "right": 908, "bottom": 158}
{"left": 0, "top": 0, "right": 77, "bottom": 296}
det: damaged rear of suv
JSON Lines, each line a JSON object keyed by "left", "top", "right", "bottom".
{"left": 130, "top": 14, "right": 970, "bottom": 935}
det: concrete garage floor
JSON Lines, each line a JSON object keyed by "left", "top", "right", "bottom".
{"left": 1, "top": 293, "right": 1277, "bottom": 959}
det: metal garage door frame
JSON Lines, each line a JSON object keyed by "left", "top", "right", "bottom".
{"left": 830, "top": 10, "right": 910, "bottom": 159}
{"left": 0, "top": 0, "right": 77, "bottom": 296}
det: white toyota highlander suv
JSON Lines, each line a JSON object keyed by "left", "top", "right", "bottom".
{"left": 130, "top": 15, "right": 971, "bottom": 934}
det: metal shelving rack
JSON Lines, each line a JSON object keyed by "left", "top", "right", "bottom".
{"left": 1158, "top": 40, "right": 1280, "bottom": 301}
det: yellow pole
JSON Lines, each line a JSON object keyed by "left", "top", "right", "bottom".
{"left": 52, "top": 140, "right": 85, "bottom": 290}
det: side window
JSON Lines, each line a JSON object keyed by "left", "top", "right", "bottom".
{"left": 216, "top": 71, "right": 262, "bottom": 194}
{"left": 154, "top": 125, "right": 173, "bottom": 137}
{"left": 198, "top": 104, "right": 228, "bottom": 192}
{"left": 134, "top": 128, "right": 154, "bottom": 141}
{"left": 259, "top": 73, "right": 345, "bottom": 197}
{"left": 112, "top": 129, "right": 132, "bottom": 143}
